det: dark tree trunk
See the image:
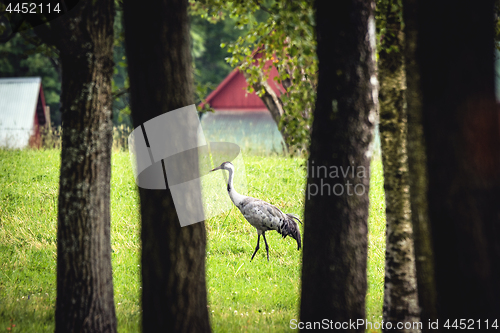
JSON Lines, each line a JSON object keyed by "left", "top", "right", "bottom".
{"left": 378, "top": 1, "right": 420, "bottom": 331}
{"left": 402, "top": 0, "right": 438, "bottom": 329}
{"left": 123, "top": 0, "right": 211, "bottom": 332}
{"left": 27, "top": 1, "right": 117, "bottom": 331}
{"left": 300, "top": 0, "right": 376, "bottom": 330}
{"left": 415, "top": 0, "right": 500, "bottom": 321}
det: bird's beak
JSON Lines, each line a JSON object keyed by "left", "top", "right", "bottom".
{"left": 210, "top": 165, "right": 222, "bottom": 172}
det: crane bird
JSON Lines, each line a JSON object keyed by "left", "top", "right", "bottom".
{"left": 210, "top": 161, "right": 302, "bottom": 261}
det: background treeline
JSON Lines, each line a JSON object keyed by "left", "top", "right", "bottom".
{"left": 0, "top": 2, "right": 268, "bottom": 127}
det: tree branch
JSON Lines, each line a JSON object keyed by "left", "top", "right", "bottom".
{"left": 112, "top": 87, "right": 130, "bottom": 99}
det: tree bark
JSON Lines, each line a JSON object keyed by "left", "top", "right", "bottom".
{"left": 416, "top": 0, "right": 500, "bottom": 321}
{"left": 252, "top": 78, "right": 284, "bottom": 129}
{"left": 26, "top": 0, "right": 117, "bottom": 331}
{"left": 249, "top": 75, "right": 290, "bottom": 150}
{"left": 300, "top": 0, "right": 376, "bottom": 330}
{"left": 123, "top": 0, "right": 211, "bottom": 332}
{"left": 378, "top": 1, "right": 420, "bottom": 331}
{"left": 402, "top": 0, "right": 438, "bottom": 329}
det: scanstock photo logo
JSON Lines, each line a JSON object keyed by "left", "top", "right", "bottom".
{"left": 127, "top": 104, "right": 247, "bottom": 227}
{"left": 306, "top": 160, "right": 367, "bottom": 199}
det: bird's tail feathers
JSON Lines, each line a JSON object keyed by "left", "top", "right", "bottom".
{"left": 281, "top": 214, "right": 302, "bottom": 250}
{"left": 287, "top": 213, "right": 302, "bottom": 224}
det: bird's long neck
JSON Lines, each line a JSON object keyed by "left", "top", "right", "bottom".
{"left": 226, "top": 167, "right": 245, "bottom": 206}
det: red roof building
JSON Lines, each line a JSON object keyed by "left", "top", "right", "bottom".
{"left": 200, "top": 52, "right": 284, "bottom": 112}
{"left": 199, "top": 54, "right": 286, "bottom": 154}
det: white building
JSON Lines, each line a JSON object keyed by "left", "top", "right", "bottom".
{"left": 0, "top": 77, "right": 50, "bottom": 148}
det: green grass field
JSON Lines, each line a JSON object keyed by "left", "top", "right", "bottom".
{"left": 0, "top": 149, "right": 386, "bottom": 332}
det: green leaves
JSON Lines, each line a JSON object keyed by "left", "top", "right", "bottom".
{"left": 192, "top": 0, "right": 317, "bottom": 155}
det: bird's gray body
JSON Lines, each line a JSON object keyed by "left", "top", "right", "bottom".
{"left": 211, "top": 161, "right": 301, "bottom": 261}
{"left": 239, "top": 197, "right": 283, "bottom": 232}
{"left": 238, "top": 197, "right": 301, "bottom": 244}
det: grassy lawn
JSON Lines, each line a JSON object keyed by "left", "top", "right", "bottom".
{"left": 0, "top": 149, "right": 385, "bottom": 332}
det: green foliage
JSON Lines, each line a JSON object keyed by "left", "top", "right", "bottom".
{"left": 375, "top": 0, "right": 403, "bottom": 56}
{"left": 111, "top": 4, "right": 132, "bottom": 127}
{"left": 190, "top": 0, "right": 317, "bottom": 155}
{"left": 189, "top": 7, "right": 266, "bottom": 113}
{"left": 110, "top": 2, "right": 253, "bottom": 118}
{"left": 1, "top": 1, "right": 303, "bottom": 129}
{"left": 495, "top": 1, "right": 500, "bottom": 50}
{"left": 0, "top": 149, "right": 386, "bottom": 332}
{"left": 0, "top": 6, "right": 130, "bottom": 127}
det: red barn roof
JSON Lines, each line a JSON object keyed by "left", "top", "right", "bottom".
{"left": 200, "top": 52, "right": 284, "bottom": 111}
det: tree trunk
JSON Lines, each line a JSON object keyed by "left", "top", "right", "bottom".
{"left": 378, "top": 1, "right": 420, "bottom": 331}
{"left": 402, "top": 0, "right": 438, "bottom": 329}
{"left": 123, "top": 0, "right": 211, "bottom": 332}
{"left": 249, "top": 75, "right": 290, "bottom": 151}
{"left": 27, "top": 0, "right": 117, "bottom": 331}
{"left": 300, "top": 0, "right": 376, "bottom": 330}
{"left": 417, "top": 0, "right": 500, "bottom": 321}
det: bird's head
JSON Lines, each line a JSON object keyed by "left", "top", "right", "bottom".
{"left": 210, "top": 161, "right": 234, "bottom": 173}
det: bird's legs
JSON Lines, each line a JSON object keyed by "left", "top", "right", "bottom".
{"left": 262, "top": 233, "right": 270, "bottom": 262}
{"left": 250, "top": 234, "right": 260, "bottom": 261}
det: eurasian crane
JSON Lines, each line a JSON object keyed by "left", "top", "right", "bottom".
{"left": 210, "top": 161, "right": 302, "bottom": 261}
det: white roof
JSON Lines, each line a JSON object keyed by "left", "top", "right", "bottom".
{"left": 0, "top": 77, "right": 41, "bottom": 148}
